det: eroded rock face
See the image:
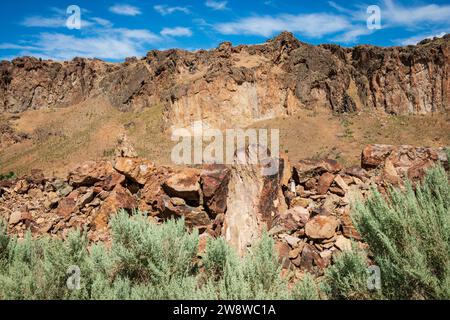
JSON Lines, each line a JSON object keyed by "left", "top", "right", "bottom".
{"left": 1, "top": 33, "right": 448, "bottom": 127}
{"left": 222, "top": 147, "right": 288, "bottom": 255}
{"left": 0, "top": 57, "right": 116, "bottom": 113}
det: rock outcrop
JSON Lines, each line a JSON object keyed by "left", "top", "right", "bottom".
{"left": 1, "top": 33, "right": 449, "bottom": 127}
{"left": 1, "top": 144, "right": 447, "bottom": 274}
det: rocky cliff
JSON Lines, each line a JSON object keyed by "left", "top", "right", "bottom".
{"left": 1, "top": 32, "right": 449, "bottom": 127}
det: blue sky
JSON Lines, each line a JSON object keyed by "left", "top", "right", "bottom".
{"left": 0, "top": 0, "right": 449, "bottom": 61}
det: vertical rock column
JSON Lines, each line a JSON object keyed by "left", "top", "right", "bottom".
{"left": 222, "top": 147, "right": 288, "bottom": 255}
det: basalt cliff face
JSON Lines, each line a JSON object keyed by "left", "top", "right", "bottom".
{"left": 1, "top": 32, "right": 449, "bottom": 128}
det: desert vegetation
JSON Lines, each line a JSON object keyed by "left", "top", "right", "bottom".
{"left": 0, "top": 163, "right": 448, "bottom": 300}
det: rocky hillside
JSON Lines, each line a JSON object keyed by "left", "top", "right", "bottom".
{"left": 1, "top": 32, "right": 449, "bottom": 128}
{"left": 1, "top": 142, "right": 447, "bottom": 275}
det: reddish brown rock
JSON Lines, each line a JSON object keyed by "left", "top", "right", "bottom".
{"left": 56, "top": 190, "right": 80, "bottom": 218}
{"left": 344, "top": 166, "right": 368, "bottom": 180}
{"left": 382, "top": 159, "right": 403, "bottom": 186}
{"left": 140, "top": 166, "right": 174, "bottom": 213}
{"left": 341, "top": 208, "right": 362, "bottom": 241}
{"left": 159, "top": 195, "right": 211, "bottom": 230}
{"left": 95, "top": 172, "right": 126, "bottom": 191}
{"left": 113, "top": 157, "right": 154, "bottom": 185}
{"left": 275, "top": 241, "right": 292, "bottom": 269}
{"left": 304, "top": 178, "right": 317, "bottom": 190}
{"left": 272, "top": 206, "right": 309, "bottom": 232}
{"left": 9, "top": 210, "right": 32, "bottom": 225}
{"left": 299, "top": 244, "right": 324, "bottom": 272}
{"left": 407, "top": 160, "right": 435, "bottom": 183}
{"left": 68, "top": 161, "right": 116, "bottom": 187}
{"left": 93, "top": 184, "right": 137, "bottom": 230}
{"left": 361, "top": 144, "right": 447, "bottom": 172}
{"left": 200, "top": 165, "right": 231, "bottom": 217}
{"left": 293, "top": 159, "right": 342, "bottom": 183}
{"left": 290, "top": 197, "right": 310, "bottom": 208}
{"left": 334, "top": 175, "right": 349, "bottom": 192}
{"left": 329, "top": 186, "right": 345, "bottom": 196}
{"left": 305, "top": 215, "right": 339, "bottom": 240}
{"left": 162, "top": 168, "right": 201, "bottom": 204}
{"left": 335, "top": 235, "right": 352, "bottom": 252}
{"left": 317, "top": 172, "right": 335, "bottom": 195}
{"left": 13, "top": 180, "right": 29, "bottom": 194}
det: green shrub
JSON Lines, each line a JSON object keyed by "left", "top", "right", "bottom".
{"left": 0, "top": 171, "right": 16, "bottom": 180}
{"left": 0, "top": 211, "right": 314, "bottom": 300}
{"left": 204, "top": 234, "right": 290, "bottom": 300}
{"left": 291, "top": 273, "right": 321, "bottom": 300}
{"left": 323, "top": 245, "right": 382, "bottom": 300}
{"left": 350, "top": 164, "right": 450, "bottom": 299}
{"left": 0, "top": 163, "right": 448, "bottom": 300}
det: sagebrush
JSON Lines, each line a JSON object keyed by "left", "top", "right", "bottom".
{"left": 0, "top": 163, "right": 448, "bottom": 300}
{"left": 0, "top": 212, "right": 319, "bottom": 300}
{"left": 326, "top": 164, "right": 450, "bottom": 300}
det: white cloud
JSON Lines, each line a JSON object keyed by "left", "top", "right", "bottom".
{"left": 5, "top": 7, "right": 162, "bottom": 61}
{"left": 328, "top": 0, "right": 450, "bottom": 29}
{"left": 22, "top": 16, "right": 66, "bottom": 28}
{"left": 396, "top": 32, "right": 447, "bottom": 46}
{"left": 90, "top": 17, "right": 113, "bottom": 28}
{"left": 382, "top": 0, "right": 450, "bottom": 27}
{"left": 154, "top": 5, "right": 190, "bottom": 15}
{"left": 109, "top": 4, "right": 141, "bottom": 16}
{"left": 21, "top": 15, "right": 110, "bottom": 29}
{"left": 160, "top": 27, "right": 193, "bottom": 37}
{"left": 0, "top": 43, "right": 38, "bottom": 51}
{"left": 205, "top": 1, "right": 228, "bottom": 11}
{"left": 331, "top": 27, "right": 374, "bottom": 43}
{"left": 0, "top": 28, "right": 162, "bottom": 61}
{"left": 117, "top": 29, "right": 162, "bottom": 42}
{"left": 215, "top": 13, "right": 351, "bottom": 38}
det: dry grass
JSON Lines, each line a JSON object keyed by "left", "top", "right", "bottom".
{"left": 1, "top": 101, "right": 449, "bottom": 176}
{"left": 251, "top": 107, "right": 450, "bottom": 166}
{"left": 0, "top": 97, "right": 172, "bottom": 176}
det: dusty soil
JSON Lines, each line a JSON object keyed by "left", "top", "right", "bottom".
{"left": 1, "top": 101, "right": 449, "bottom": 177}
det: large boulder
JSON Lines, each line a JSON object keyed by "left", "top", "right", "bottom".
{"left": 162, "top": 168, "right": 202, "bottom": 204}
{"left": 200, "top": 164, "right": 231, "bottom": 217}
{"left": 114, "top": 157, "right": 155, "bottom": 185}
{"left": 293, "top": 159, "right": 342, "bottom": 183}
{"left": 92, "top": 184, "right": 137, "bottom": 230}
{"left": 160, "top": 195, "right": 211, "bottom": 230}
{"left": 68, "top": 161, "right": 123, "bottom": 190}
{"left": 305, "top": 215, "right": 339, "bottom": 240}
